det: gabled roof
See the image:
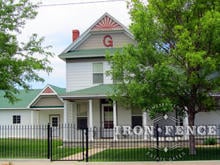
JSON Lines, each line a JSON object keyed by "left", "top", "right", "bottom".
{"left": 61, "top": 84, "right": 114, "bottom": 99}
{"left": 0, "top": 84, "right": 65, "bottom": 109}
{"left": 27, "top": 84, "right": 65, "bottom": 108}
{"left": 59, "top": 12, "right": 134, "bottom": 60}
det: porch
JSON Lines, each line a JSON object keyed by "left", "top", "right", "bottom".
{"left": 60, "top": 84, "right": 191, "bottom": 141}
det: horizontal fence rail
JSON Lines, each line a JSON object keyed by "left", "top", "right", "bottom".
{"left": 0, "top": 124, "right": 220, "bottom": 161}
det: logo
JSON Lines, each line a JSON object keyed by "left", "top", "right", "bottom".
{"left": 103, "top": 35, "right": 113, "bottom": 47}
{"left": 114, "top": 103, "right": 217, "bottom": 161}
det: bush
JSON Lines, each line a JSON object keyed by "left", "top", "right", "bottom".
{"left": 203, "top": 138, "right": 217, "bottom": 145}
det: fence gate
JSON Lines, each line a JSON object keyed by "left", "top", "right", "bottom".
{"left": 49, "top": 124, "right": 85, "bottom": 161}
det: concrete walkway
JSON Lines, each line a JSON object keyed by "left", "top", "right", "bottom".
{"left": 62, "top": 148, "right": 107, "bottom": 160}
{"left": 1, "top": 160, "right": 220, "bottom": 165}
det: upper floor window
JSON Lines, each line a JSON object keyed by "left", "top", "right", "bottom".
{"left": 93, "top": 63, "right": 103, "bottom": 84}
{"left": 13, "top": 115, "right": 21, "bottom": 124}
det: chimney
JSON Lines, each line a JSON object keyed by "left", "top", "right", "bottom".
{"left": 72, "top": 29, "right": 80, "bottom": 42}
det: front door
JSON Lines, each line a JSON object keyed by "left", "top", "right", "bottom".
{"left": 49, "top": 115, "right": 60, "bottom": 137}
{"left": 102, "top": 104, "right": 113, "bottom": 138}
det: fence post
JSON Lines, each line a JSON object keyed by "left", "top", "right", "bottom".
{"left": 47, "top": 123, "right": 51, "bottom": 160}
{"left": 86, "top": 127, "right": 89, "bottom": 162}
{"left": 156, "top": 124, "right": 159, "bottom": 161}
{"left": 82, "top": 129, "right": 85, "bottom": 161}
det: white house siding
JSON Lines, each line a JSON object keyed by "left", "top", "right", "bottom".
{"left": 66, "top": 61, "right": 112, "bottom": 92}
{"left": 195, "top": 111, "right": 220, "bottom": 135}
{"left": 103, "top": 61, "right": 113, "bottom": 84}
{"left": 31, "top": 110, "right": 39, "bottom": 125}
{"left": 71, "top": 102, "right": 77, "bottom": 126}
{"left": 195, "top": 111, "right": 220, "bottom": 125}
{"left": 92, "top": 99, "right": 101, "bottom": 128}
{"left": 66, "top": 62, "right": 92, "bottom": 92}
{"left": 195, "top": 111, "right": 220, "bottom": 134}
{"left": 117, "top": 105, "right": 131, "bottom": 126}
{"left": 77, "top": 33, "right": 135, "bottom": 50}
{"left": 0, "top": 109, "right": 31, "bottom": 125}
{"left": 0, "top": 109, "right": 34, "bottom": 138}
{"left": 38, "top": 109, "right": 63, "bottom": 125}
{"left": 66, "top": 101, "right": 82, "bottom": 126}
{"left": 64, "top": 101, "right": 74, "bottom": 124}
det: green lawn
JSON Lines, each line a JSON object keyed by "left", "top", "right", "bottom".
{"left": 1, "top": 138, "right": 220, "bottom": 161}
{"left": 89, "top": 147, "right": 220, "bottom": 161}
{"left": 0, "top": 139, "right": 83, "bottom": 159}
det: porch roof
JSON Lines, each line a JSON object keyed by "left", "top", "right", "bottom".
{"left": 60, "top": 84, "right": 114, "bottom": 99}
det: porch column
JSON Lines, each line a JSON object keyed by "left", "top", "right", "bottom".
{"left": 183, "top": 112, "right": 189, "bottom": 140}
{"left": 89, "top": 99, "right": 93, "bottom": 141}
{"left": 63, "top": 100, "right": 68, "bottom": 141}
{"left": 113, "top": 101, "right": 118, "bottom": 140}
{"left": 143, "top": 111, "right": 148, "bottom": 140}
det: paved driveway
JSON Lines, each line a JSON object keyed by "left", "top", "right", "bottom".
{"left": 1, "top": 160, "right": 220, "bottom": 165}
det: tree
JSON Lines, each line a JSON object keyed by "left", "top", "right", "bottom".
{"left": 107, "top": 0, "right": 220, "bottom": 155}
{"left": 0, "top": 0, "right": 53, "bottom": 103}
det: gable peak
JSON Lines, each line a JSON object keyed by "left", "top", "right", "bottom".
{"left": 91, "top": 13, "right": 123, "bottom": 31}
{"left": 42, "top": 86, "right": 54, "bottom": 94}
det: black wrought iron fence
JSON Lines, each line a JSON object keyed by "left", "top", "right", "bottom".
{"left": 86, "top": 125, "right": 220, "bottom": 161}
{"left": 50, "top": 124, "right": 85, "bottom": 161}
{"left": 0, "top": 124, "right": 220, "bottom": 161}
{"left": 0, "top": 124, "right": 49, "bottom": 159}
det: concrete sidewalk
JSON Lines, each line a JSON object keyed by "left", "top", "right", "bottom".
{"left": 1, "top": 160, "right": 220, "bottom": 165}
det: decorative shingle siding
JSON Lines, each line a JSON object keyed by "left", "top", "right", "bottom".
{"left": 77, "top": 33, "right": 135, "bottom": 50}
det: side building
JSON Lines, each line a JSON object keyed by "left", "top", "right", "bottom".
{"left": 0, "top": 84, "right": 65, "bottom": 138}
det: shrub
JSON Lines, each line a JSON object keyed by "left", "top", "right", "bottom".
{"left": 203, "top": 138, "right": 217, "bottom": 145}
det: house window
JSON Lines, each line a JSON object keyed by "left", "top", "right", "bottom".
{"left": 131, "top": 109, "right": 142, "bottom": 128}
{"left": 13, "top": 115, "right": 21, "bottom": 124}
{"left": 93, "top": 63, "right": 103, "bottom": 84}
{"left": 50, "top": 115, "right": 60, "bottom": 127}
{"left": 77, "top": 104, "right": 87, "bottom": 129}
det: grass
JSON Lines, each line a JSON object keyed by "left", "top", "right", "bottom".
{"left": 89, "top": 147, "right": 220, "bottom": 161}
{"left": 1, "top": 138, "right": 220, "bottom": 161}
{"left": 51, "top": 140, "right": 83, "bottom": 160}
{"left": 0, "top": 138, "right": 83, "bottom": 159}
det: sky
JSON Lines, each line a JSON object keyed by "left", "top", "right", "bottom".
{"left": 20, "top": 0, "right": 131, "bottom": 89}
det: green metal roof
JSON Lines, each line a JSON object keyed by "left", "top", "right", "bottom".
{"left": 0, "top": 89, "right": 41, "bottom": 109}
{"left": 61, "top": 84, "right": 114, "bottom": 99}
{"left": 59, "top": 48, "right": 122, "bottom": 59}
{"left": 48, "top": 84, "right": 66, "bottom": 95}
{"left": 0, "top": 85, "right": 66, "bottom": 109}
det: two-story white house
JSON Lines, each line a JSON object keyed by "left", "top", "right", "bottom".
{"left": 59, "top": 13, "right": 143, "bottom": 140}
{"left": 59, "top": 13, "right": 220, "bottom": 140}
